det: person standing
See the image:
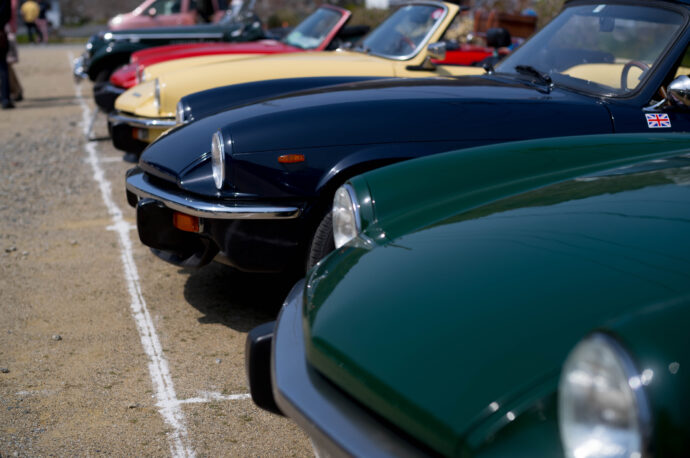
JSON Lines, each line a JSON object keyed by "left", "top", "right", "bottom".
{"left": 7, "top": 0, "right": 22, "bottom": 102}
{"left": 0, "top": 0, "right": 13, "bottom": 109}
{"left": 36, "top": 0, "right": 48, "bottom": 43}
{"left": 19, "top": 0, "right": 39, "bottom": 43}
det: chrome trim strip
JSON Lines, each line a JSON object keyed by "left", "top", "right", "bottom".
{"left": 108, "top": 112, "right": 177, "bottom": 129}
{"left": 126, "top": 172, "right": 301, "bottom": 220}
{"left": 271, "top": 281, "right": 427, "bottom": 457}
{"left": 110, "top": 33, "right": 225, "bottom": 41}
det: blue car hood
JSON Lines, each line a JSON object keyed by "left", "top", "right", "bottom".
{"left": 139, "top": 76, "right": 613, "bottom": 181}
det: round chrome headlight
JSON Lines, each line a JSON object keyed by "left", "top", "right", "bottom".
{"left": 153, "top": 78, "right": 161, "bottom": 111}
{"left": 211, "top": 131, "right": 226, "bottom": 190}
{"left": 559, "top": 333, "right": 651, "bottom": 458}
{"left": 332, "top": 185, "right": 361, "bottom": 249}
{"left": 176, "top": 101, "right": 188, "bottom": 124}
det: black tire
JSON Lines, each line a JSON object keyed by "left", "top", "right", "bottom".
{"left": 307, "top": 212, "right": 335, "bottom": 271}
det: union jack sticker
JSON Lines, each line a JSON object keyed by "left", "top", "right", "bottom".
{"left": 646, "top": 113, "right": 671, "bottom": 128}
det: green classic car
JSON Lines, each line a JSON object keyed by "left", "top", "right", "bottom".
{"left": 246, "top": 133, "right": 690, "bottom": 457}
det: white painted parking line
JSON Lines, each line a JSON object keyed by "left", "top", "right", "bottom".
{"left": 174, "top": 391, "right": 252, "bottom": 407}
{"left": 97, "top": 156, "right": 127, "bottom": 163}
{"left": 68, "top": 53, "right": 194, "bottom": 458}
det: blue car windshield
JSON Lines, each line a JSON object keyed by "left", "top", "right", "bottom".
{"left": 357, "top": 4, "right": 447, "bottom": 60}
{"left": 497, "top": 4, "right": 684, "bottom": 96}
{"left": 283, "top": 8, "right": 344, "bottom": 50}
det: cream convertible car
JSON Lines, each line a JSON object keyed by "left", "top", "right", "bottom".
{"left": 110, "top": 1, "right": 485, "bottom": 146}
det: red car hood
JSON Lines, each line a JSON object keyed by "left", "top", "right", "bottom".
{"left": 111, "top": 40, "right": 302, "bottom": 89}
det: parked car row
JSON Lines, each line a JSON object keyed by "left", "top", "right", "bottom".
{"left": 74, "top": 0, "right": 690, "bottom": 455}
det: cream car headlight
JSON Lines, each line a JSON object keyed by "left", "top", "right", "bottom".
{"left": 559, "top": 333, "right": 651, "bottom": 458}
{"left": 154, "top": 78, "right": 161, "bottom": 111}
{"left": 211, "top": 131, "right": 226, "bottom": 190}
{"left": 332, "top": 184, "right": 361, "bottom": 249}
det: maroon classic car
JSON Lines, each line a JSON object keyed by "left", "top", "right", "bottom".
{"left": 108, "top": 0, "right": 229, "bottom": 30}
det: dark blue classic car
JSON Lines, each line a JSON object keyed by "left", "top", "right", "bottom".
{"left": 126, "top": 0, "right": 690, "bottom": 275}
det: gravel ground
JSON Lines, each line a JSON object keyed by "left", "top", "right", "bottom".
{"left": 0, "top": 45, "right": 312, "bottom": 457}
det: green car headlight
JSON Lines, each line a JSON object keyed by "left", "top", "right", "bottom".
{"left": 154, "top": 78, "right": 161, "bottom": 111}
{"left": 559, "top": 333, "right": 651, "bottom": 458}
{"left": 211, "top": 130, "right": 226, "bottom": 190}
{"left": 332, "top": 184, "right": 361, "bottom": 249}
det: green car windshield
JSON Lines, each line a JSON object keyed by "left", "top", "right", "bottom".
{"left": 356, "top": 4, "right": 447, "bottom": 60}
{"left": 283, "top": 8, "right": 344, "bottom": 50}
{"left": 497, "top": 4, "right": 685, "bottom": 96}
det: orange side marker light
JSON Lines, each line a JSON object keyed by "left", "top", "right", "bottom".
{"left": 173, "top": 212, "right": 200, "bottom": 233}
{"left": 278, "top": 154, "right": 305, "bottom": 164}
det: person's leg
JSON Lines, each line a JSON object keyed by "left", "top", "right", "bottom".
{"left": 9, "top": 65, "right": 22, "bottom": 101}
{"left": 36, "top": 19, "right": 48, "bottom": 43}
{"left": 27, "top": 23, "right": 36, "bottom": 43}
{"left": 0, "top": 52, "right": 13, "bottom": 108}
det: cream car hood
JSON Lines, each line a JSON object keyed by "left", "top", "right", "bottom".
{"left": 142, "top": 53, "right": 263, "bottom": 82}
{"left": 119, "top": 50, "right": 483, "bottom": 117}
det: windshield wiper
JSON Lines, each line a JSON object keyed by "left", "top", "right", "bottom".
{"left": 515, "top": 65, "right": 552, "bottom": 86}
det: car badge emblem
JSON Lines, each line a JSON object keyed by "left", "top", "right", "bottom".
{"left": 645, "top": 113, "right": 671, "bottom": 128}
{"left": 132, "top": 92, "right": 141, "bottom": 98}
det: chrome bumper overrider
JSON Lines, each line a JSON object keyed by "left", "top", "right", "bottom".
{"left": 126, "top": 171, "right": 301, "bottom": 220}
{"left": 109, "top": 112, "right": 178, "bottom": 129}
{"left": 72, "top": 54, "right": 88, "bottom": 82}
{"left": 272, "top": 280, "right": 427, "bottom": 457}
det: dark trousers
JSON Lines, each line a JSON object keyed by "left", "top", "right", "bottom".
{"left": 26, "top": 22, "right": 39, "bottom": 43}
{"left": 0, "top": 32, "right": 9, "bottom": 105}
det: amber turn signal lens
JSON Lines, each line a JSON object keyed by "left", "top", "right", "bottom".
{"left": 278, "top": 154, "right": 305, "bottom": 164}
{"left": 173, "top": 212, "right": 200, "bottom": 233}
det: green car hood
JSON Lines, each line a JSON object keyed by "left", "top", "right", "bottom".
{"left": 304, "top": 148, "right": 690, "bottom": 456}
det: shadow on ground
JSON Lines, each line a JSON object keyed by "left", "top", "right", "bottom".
{"left": 16, "top": 95, "right": 82, "bottom": 109}
{"left": 182, "top": 263, "right": 301, "bottom": 332}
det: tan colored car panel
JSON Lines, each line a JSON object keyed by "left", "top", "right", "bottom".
{"left": 141, "top": 53, "right": 264, "bottom": 82}
{"left": 115, "top": 2, "right": 484, "bottom": 132}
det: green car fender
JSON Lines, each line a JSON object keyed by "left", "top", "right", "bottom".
{"left": 344, "top": 133, "right": 690, "bottom": 245}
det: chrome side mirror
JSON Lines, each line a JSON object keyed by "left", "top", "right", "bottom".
{"left": 427, "top": 42, "right": 447, "bottom": 61}
{"left": 668, "top": 75, "right": 690, "bottom": 107}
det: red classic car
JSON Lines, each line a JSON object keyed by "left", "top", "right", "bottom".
{"left": 96, "top": 4, "right": 363, "bottom": 112}
{"left": 107, "top": 6, "right": 515, "bottom": 92}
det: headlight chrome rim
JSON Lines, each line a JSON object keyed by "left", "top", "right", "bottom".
{"left": 558, "top": 333, "right": 652, "bottom": 458}
{"left": 332, "top": 184, "right": 361, "bottom": 249}
{"left": 136, "top": 65, "right": 145, "bottom": 84}
{"left": 154, "top": 78, "right": 161, "bottom": 112}
{"left": 211, "top": 130, "right": 226, "bottom": 190}
{"left": 176, "top": 101, "right": 188, "bottom": 124}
